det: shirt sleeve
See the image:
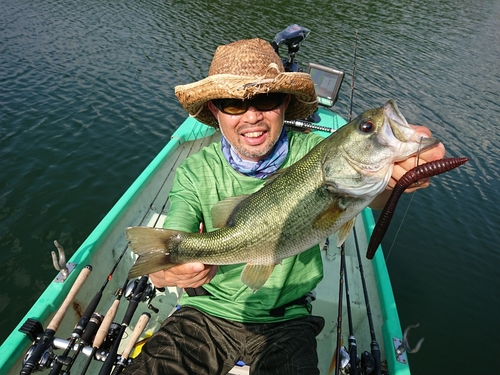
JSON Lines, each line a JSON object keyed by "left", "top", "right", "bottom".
{"left": 163, "top": 165, "right": 203, "bottom": 233}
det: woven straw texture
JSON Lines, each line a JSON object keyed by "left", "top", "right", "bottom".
{"left": 175, "top": 38, "right": 318, "bottom": 127}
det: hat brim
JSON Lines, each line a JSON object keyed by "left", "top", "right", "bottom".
{"left": 175, "top": 72, "right": 318, "bottom": 127}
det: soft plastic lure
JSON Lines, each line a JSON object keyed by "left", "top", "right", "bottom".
{"left": 366, "top": 157, "right": 469, "bottom": 259}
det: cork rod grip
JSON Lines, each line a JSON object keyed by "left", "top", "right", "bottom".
{"left": 46, "top": 265, "right": 92, "bottom": 331}
{"left": 121, "top": 312, "right": 151, "bottom": 360}
{"left": 94, "top": 298, "right": 121, "bottom": 348}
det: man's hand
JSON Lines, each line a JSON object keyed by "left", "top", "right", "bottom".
{"left": 370, "top": 125, "right": 446, "bottom": 210}
{"left": 149, "top": 263, "right": 218, "bottom": 289}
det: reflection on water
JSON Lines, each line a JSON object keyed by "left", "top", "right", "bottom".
{"left": 1, "top": 0, "right": 499, "bottom": 373}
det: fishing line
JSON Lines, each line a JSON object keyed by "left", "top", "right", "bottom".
{"left": 384, "top": 194, "right": 415, "bottom": 263}
{"left": 348, "top": 30, "right": 358, "bottom": 122}
{"left": 385, "top": 136, "right": 423, "bottom": 263}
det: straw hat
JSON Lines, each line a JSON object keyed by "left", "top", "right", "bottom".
{"left": 175, "top": 38, "right": 318, "bottom": 127}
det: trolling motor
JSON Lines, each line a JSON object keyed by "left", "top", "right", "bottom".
{"left": 272, "top": 24, "right": 346, "bottom": 128}
{"left": 271, "top": 24, "right": 310, "bottom": 73}
{"left": 271, "top": 24, "right": 332, "bottom": 127}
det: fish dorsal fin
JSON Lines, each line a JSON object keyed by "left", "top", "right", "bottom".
{"left": 240, "top": 263, "right": 276, "bottom": 291}
{"left": 335, "top": 217, "right": 356, "bottom": 247}
{"left": 211, "top": 195, "right": 250, "bottom": 228}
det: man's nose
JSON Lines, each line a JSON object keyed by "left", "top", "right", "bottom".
{"left": 240, "top": 105, "right": 264, "bottom": 123}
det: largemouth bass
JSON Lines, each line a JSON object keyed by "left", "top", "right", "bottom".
{"left": 126, "top": 100, "right": 439, "bottom": 290}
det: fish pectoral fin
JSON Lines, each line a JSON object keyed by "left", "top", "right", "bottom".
{"left": 240, "top": 263, "right": 276, "bottom": 292}
{"left": 211, "top": 195, "right": 250, "bottom": 228}
{"left": 335, "top": 217, "right": 356, "bottom": 247}
{"left": 312, "top": 201, "right": 344, "bottom": 231}
{"left": 128, "top": 253, "right": 174, "bottom": 279}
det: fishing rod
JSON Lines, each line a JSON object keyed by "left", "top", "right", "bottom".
{"left": 353, "top": 227, "right": 381, "bottom": 375}
{"left": 341, "top": 31, "right": 361, "bottom": 375}
{"left": 20, "top": 265, "right": 93, "bottom": 375}
{"left": 332, "top": 30, "right": 362, "bottom": 375}
{"left": 334, "top": 244, "right": 345, "bottom": 375}
{"left": 284, "top": 119, "right": 335, "bottom": 133}
{"left": 79, "top": 280, "right": 128, "bottom": 375}
{"left": 110, "top": 312, "right": 151, "bottom": 375}
{"left": 98, "top": 275, "right": 150, "bottom": 375}
{"left": 48, "top": 282, "right": 106, "bottom": 374}
{"left": 349, "top": 31, "right": 358, "bottom": 122}
{"left": 342, "top": 246, "right": 359, "bottom": 375}
{"left": 54, "top": 312, "right": 104, "bottom": 374}
{"left": 48, "top": 244, "right": 133, "bottom": 375}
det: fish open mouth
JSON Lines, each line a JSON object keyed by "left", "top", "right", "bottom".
{"left": 381, "top": 100, "right": 439, "bottom": 156}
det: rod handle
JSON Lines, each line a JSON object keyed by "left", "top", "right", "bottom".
{"left": 73, "top": 290, "right": 103, "bottom": 338}
{"left": 121, "top": 312, "right": 150, "bottom": 360}
{"left": 94, "top": 299, "right": 120, "bottom": 349}
{"left": 98, "top": 325, "right": 126, "bottom": 375}
{"left": 81, "top": 312, "right": 104, "bottom": 346}
{"left": 47, "top": 265, "right": 92, "bottom": 332}
{"left": 371, "top": 341, "right": 382, "bottom": 375}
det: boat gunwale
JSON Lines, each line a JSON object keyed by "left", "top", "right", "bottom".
{"left": 0, "top": 110, "right": 408, "bottom": 374}
{"left": 0, "top": 119, "right": 214, "bottom": 371}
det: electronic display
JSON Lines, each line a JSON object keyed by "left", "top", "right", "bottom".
{"left": 307, "top": 63, "right": 344, "bottom": 107}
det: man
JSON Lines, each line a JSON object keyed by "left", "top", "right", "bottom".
{"left": 124, "top": 38, "right": 445, "bottom": 375}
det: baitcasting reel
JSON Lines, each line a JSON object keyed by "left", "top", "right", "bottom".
{"left": 336, "top": 347, "right": 380, "bottom": 375}
{"left": 123, "top": 277, "right": 158, "bottom": 313}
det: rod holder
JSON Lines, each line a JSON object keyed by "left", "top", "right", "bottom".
{"left": 51, "top": 240, "right": 76, "bottom": 282}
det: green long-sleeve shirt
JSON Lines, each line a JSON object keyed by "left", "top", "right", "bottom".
{"left": 164, "top": 130, "right": 325, "bottom": 322}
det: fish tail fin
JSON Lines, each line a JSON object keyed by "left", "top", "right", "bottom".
{"left": 125, "top": 226, "right": 183, "bottom": 279}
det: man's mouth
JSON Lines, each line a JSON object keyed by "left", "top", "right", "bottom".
{"left": 243, "top": 131, "right": 265, "bottom": 138}
{"left": 241, "top": 130, "right": 268, "bottom": 146}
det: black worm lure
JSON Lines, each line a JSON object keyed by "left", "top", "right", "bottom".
{"left": 366, "top": 157, "right": 469, "bottom": 259}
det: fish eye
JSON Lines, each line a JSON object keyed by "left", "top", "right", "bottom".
{"left": 360, "top": 121, "right": 375, "bottom": 133}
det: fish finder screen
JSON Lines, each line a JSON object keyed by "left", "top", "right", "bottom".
{"left": 307, "top": 63, "right": 344, "bottom": 107}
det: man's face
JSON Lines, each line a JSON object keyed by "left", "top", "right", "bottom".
{"left": 208, "top": 95, "right": 290, "bottom": 162}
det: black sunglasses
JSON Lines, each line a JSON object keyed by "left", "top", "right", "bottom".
{"left": 212, "top": 93, "right": 287, "bottom": 115}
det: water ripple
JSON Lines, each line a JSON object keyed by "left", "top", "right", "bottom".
{"left": 1, "top": 1, "right": 499, "bottom": 372}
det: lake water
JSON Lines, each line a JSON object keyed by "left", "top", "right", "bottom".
{"left": 1, "top": 0, "right": 499, "bottom": 373}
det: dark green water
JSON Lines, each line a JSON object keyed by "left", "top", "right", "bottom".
{"left": 1, "top": 0, "right": 499, "bottom": 373}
